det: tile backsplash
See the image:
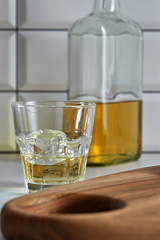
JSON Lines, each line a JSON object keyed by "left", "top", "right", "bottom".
{"left": 18, "top": 31, "right": 68, "bottom": 90}
{"left": 0, "top": 0, "right": 160, "bottom": 152}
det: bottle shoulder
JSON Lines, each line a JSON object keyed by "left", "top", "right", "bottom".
{"left": 68, "top": 13, "right": 142, "bottom": 37}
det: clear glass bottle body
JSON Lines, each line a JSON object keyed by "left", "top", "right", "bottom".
{"left": 68, "top": 0, "right": 143, "bottom": 165}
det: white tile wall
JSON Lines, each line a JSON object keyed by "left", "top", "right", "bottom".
{"left": 18, "top": 31, "right": 67, "bottom": 90}
{"left": 0, "top": 93, "right": 16, "bottom": 151}
{"left": 18, "top": 0, "right": 160, "bottom": 30}
{"left": 0, "top": 0, "right": 160, "bottom": 153}
{"left": 143, "top": 32, "right": 160, "bottom": 91}
{"left": 0, "top": 0, "right": 16, "bottom": 28}
{"left": 121, "top": 0, "right": 160, "bottom": 30}
{"left": 0, "top": 31, "right": 16, "bottom": 90}
{"left": 18, "top": 92, "right": 67, "bottom": 101}
{"left": 143, "top": 94, "right": 160, "bottom": 151}
{"left": 18, "top": 0, "right": 93, "bottom": 29}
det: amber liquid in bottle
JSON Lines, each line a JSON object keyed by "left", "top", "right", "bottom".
{"left": 87, "top": 100, "right": 142, "bottom": 165}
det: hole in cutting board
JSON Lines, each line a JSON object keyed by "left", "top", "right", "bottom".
{"left": 50, "top": 193, "right": 125, "bottom": 214}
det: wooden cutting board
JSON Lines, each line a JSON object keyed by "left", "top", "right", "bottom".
{"left": 1, "top": 166, "right": 160, "bottom": 240}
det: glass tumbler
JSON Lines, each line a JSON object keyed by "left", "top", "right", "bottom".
{"left": 12, "top": 101, "right": 96, "bottom": 193}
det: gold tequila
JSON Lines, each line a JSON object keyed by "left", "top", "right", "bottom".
{"left": 17, "top": 129, "right": 88, "bottom": 192}
{"left": 21, "top": 154, "right": 84, "bottom": 192}
{"left": 88, "top": 100, "right": 142, "bottom": 165}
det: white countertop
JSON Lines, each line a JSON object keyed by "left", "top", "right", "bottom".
{"left": 0, "top": 153, "right": 160, "bottom": 239}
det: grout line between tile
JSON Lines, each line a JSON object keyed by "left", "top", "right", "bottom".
{"left": 18, "top": 28, "right": 68, "bottom": 32}
{"left": 142, "top": 151, "right": 160, "bottom": 154}
{"left": 16, "top": 0, "right": 19, "bottom": 99}
{"left": 16, "top": 31, "right": 18, "bottom": 100}
{"left": 143, "top": 91, "right": 160, "bottom": 94}
{"left": 143, "top": 29, "right": 160, "bottom": 32}
{"left": 0, "top": 29, "right": 160, "bottom": 32}
{"left": 1, "top": 90, "right": 160, "bottom": 94}
{"left": 17, "top": 90, "right": 68, "bottom": 93}
{"left": 0, "top": 28, "right": 68, "bottom": 32}
{"left": 16, "top": 0, "right": 18, "bottom": 28}
{"left": 0, "top": 29, "right": 16, "bottom": 31}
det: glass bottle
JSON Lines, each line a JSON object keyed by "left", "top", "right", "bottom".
{"left": 68, "top": 0, "right": 143, "bottom": 165}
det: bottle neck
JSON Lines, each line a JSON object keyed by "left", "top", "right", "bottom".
{"left": 92, "top": 0, "right": 121, "bottom": 14}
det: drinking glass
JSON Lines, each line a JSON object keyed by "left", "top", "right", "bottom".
{"left": 12, "top": 101, "right": 96, "bottom": 193}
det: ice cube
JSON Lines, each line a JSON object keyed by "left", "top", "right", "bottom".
{"left": 25, "top": 129, "right": 67, "bottom": 156}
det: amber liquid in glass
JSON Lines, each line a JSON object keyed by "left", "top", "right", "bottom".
{"left": 88, "top": 100, "right": 142, "bottom": 165}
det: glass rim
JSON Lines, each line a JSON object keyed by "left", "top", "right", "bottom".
{"left": 11, "top": 101, "right": 96, "bottom": 109}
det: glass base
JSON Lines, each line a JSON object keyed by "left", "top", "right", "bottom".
{"left": 24, "top": 178, "right": 85, "bottom": 193}
{"left": 87, "top": 153, "right": 141, "bottom": 166}
{"left": 25, "top": 182, "right": 55, "bottom": 193}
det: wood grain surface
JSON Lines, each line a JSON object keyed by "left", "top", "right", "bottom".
{"left": 1, "top": 166, "right": 160, "bottom": 240}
